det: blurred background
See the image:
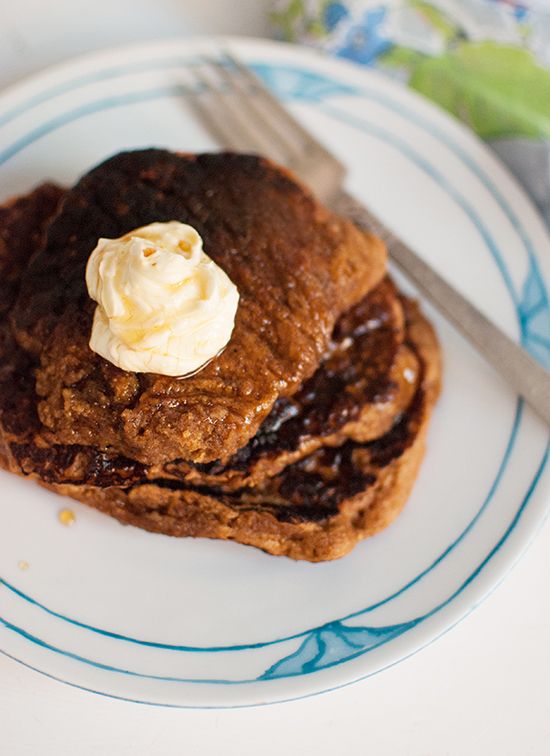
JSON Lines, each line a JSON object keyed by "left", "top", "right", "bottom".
{"left": 272, "top": 0, "right": 550, "bottom": 226}
{"left": 0, "top": 0, "right": 271, "bottom": 87}
{"left": 2, "top": 0, "right": 549, "bottom": 225}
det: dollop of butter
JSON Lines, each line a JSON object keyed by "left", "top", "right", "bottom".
{"left": 85, "top": 221, "right": 239, "bottom": 376}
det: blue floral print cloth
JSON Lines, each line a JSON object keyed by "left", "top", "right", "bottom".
{"left": 271, "top": 0, "right": 550, "bottom": 227}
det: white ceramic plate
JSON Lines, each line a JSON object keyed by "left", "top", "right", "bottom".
{"left": 1, "top": 37, "right": 549, "bottom": 708}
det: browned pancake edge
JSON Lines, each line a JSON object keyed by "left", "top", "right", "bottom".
{"left": 10, "top": 151, "right": 388, "bottom": 465}
{"left": 37, "top": 299, "right": 441, "bottom": 561}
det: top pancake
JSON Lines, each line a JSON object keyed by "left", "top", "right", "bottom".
{"left": 10, "top": 150, "right": 387, "bottom": 465}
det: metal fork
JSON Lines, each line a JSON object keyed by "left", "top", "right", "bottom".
{"left": 190, "top": 52, "right": 550, "bottom": 426}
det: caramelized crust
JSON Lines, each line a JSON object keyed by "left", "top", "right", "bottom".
{"left": 10, "top": 150, "right": 387, "bottom": 464}
{"left": 40, "top": 299, "right": 441, "bottom": 561}
{"left": 0, "top": 160, "right": 441, "bottom": 562}
{"left": 0, "top": 183, "right": 64, "bottom": 317}
{"left": 155, "top": 278, "right": 419, "bottom": 490}
{"left": 4, "top": 279, "right": 419, "bottom": 492}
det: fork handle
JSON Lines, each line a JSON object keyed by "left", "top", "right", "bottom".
{"left": 334, "top": 190, "right": 550, "bottom": 427}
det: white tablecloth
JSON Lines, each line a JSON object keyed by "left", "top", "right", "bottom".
{"left": 1, "top": 2, "right": 549, "bottom": 754}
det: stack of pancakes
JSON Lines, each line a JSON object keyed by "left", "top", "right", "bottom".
{"left": 0, "top": 150, "right": 441, "bottom": 561}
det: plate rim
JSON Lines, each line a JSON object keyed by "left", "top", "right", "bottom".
{"left": 0, "top": 34, "right": 549, "bottom": 707}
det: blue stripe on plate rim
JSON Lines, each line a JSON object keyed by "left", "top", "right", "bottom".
{"left": 0, "top": 56, "right": 549, "bottom": 696}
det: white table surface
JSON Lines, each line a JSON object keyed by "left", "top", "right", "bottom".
{"left": 1, "top": 2, "right": 549, "bottom": 754}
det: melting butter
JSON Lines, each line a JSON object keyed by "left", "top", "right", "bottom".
{"left": 85, "top": 222, "right": 239, "bottom": 376}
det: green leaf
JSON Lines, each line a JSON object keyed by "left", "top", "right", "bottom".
{"left": 380, "top": 45, "right": 427, "bottom": 71}
{"left": 270, "top": 0, "right": 305, "bottom": 42}
{"left": 410, "top": 1, "right": 457, "bottom": 42}
{"left": 307, "top": 19, "right": 326, "bottom": 39}
{"left": 409, "top": 42, "right": 550, "bottom": 140}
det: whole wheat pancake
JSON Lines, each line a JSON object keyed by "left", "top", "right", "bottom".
{"left": 4, "top": 278, "right": 419, "bottom": 492}
{"left": 0, "top": 189, "right": 417, "bottom": 491}
{"left": 155, "top": 278, "right": 419, "bottom": 490}
{"left": 40, "top": 298, "right": 440, "bottom": 561}
{"left": 10, "top": 150, "right": 387, "bottom": 465}
{"left": 0, "top": 155, "right": 441, "bottom": 561}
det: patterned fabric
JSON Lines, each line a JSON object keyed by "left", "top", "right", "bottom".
{"left": 272, "top": 0, "right": 550, "bottom": 227}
